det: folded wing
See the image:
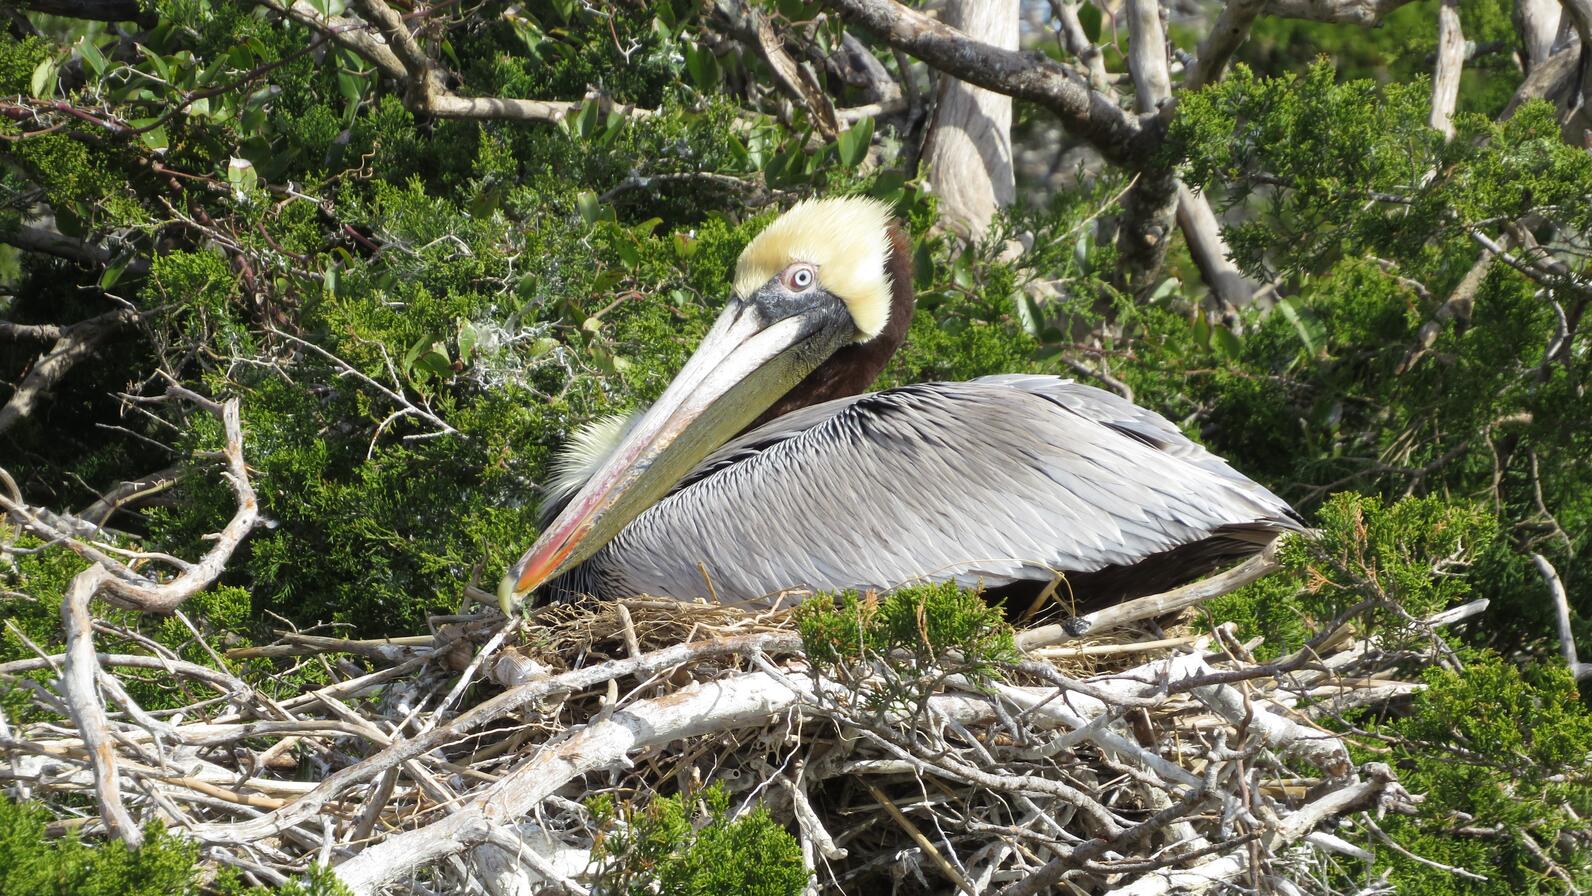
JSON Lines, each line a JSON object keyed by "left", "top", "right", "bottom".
{"left": 559, "top": 377, "right": 1302, "bottom": 605}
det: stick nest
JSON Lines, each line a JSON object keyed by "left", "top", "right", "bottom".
{"left": 2, "top": 570, "right": 1476, "bottom": 896}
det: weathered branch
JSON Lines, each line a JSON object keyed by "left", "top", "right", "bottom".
{"left": 189, "top": 630, "right": 801, "bottom": 845}
{"left": 821, "top": 0, "right": 1147, "bottom": 164}
{"left": 58, "top": 565, "right": 139, "bottom": 844}
{"left": 1177, "top": 184, "right": 1257, "bottom": 307}
{"left": 1103, "top": 0, "right": 1184, "bottom": 294}
{"left": 921, "top": 0, "right": 1018, "bottom": 238}
{"left": 1533, "top": 553, "right": 1592, "bottom": 680}
{"left": 0, "top": 223, "right": 148, "bottom": 275}
{"left": 333, "top": 670, "right": 812, "bottom": 894}
{"left": 1189, "top": 0, "right": 1270, "bottom": 90}
{"left": 1, "top": 395, "right": 259, "bottom": 845}
{"left": 1126, "top": 0, "right": 1173, "bottom": 115}
{"left": 1017, "top": 537, "right": 1286, "bottom": 650}
{"left": 1264, "top": 0, "right": 1418, "bottom": 25}
{"left": 712, "top": 0, "right": 844, "bottom": 138}
{"left": 10, "top": 0, "right": 154, "bottom": 26}
{"left": 0, "top": 308, "right": 140, "bottom": 436}
{"left": 247, "top": 0, "right": 646, "bottom": 125}
{"left": 1102, "top": 767, "right": 1402, "bottom": 895}
{"left": 1516, "top": 0, "right": 1563, "bottom": 73}
{"left": 1430, "top": 0, "right": 1464, "bottom": 137}
{"left": 1396, "top": 250, "right": 1493, "bottom": 373}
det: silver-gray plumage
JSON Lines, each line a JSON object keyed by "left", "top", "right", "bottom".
{"left": 547, "top": 375, "right": 1301, "bottom": 606}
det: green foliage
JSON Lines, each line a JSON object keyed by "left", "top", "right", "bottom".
{"left": 1155, "top": 61, "right": 1591, "bottom": 656}
{"left": 1204, "top": 494, "right": 1494, "bottom": 658}
{"left": 0, "top": 794, "right": 352, "bottom": 896}
{"left": 0, "top": 795, "right": 198, "bottom": 896}
{"left": 587, "top": 784, "right": 806, "bottom": 896}
{"left": 1358, "top": 656, "right": 1592, "bottom": 894}
{"left": 795, "top": 582, "right": 1017, "bottom": 710}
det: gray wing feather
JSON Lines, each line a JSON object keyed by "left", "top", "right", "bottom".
{"left": 589, "top": 377, "right": 1299, "bottom": 604}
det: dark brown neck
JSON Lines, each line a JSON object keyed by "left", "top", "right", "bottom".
{"left": 745, "top": 224, "right": 915, "bottom": 432}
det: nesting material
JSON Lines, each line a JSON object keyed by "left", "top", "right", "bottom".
{"left": 0, "top": 579, "right": 1478, "bottom": 896}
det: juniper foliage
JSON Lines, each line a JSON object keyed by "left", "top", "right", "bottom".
{"left": 2, "top": 0, "right": 1590, "bottom": 892}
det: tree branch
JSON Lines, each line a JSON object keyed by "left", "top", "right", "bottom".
{"left": 0, "top": 308, "right": 140, "bottom": 436}
{"left": 3, "top": 393, "right": 259, "bottom": 844}
{"left": 921, "top": 0, "right": 1019, "bottom": 237}
{"left": 10, "top": 0, "right": 154, "bottom": 26}
{"left": 1264, "top": 0, "right": 1419, "bottom": 25}
{"left": 1016, "top": 538, "right": 1285, "bottom": 650}
{"left": 1189, "top": 0, "right": 1270, "bottom": 90}
{"left": 821, "top": 0, "right": 1147, "bottom": 164}
{"left": 333, "top": 670, "right": 813, "bottom": 894}
{"left": 1116, "top": 0, "right": 1181, "bottom": 293}
{"left": 1430, "top": 0, "right": 1464, "bottom": 137}
{"left": 1099, "top": 767, "right": 1402, "bottom": 895}
{"left": 0, "top": 222, "right": 150, "bottom": 275}
{"left": 250, "top": 0, "right": 648, "bottom": 124}
{"left": 1533, "top": 553, "right": 1592, "bottom": 680}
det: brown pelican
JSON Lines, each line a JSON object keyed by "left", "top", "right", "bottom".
{"left": 499, "top": 197, "right": 1301, "bottom": 614}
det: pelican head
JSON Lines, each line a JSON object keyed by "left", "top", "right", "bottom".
{"left": 499, "top": 196, "right": 899, "bottom": 612}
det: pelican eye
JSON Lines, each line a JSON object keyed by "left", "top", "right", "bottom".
{"left": 782, "top": 264, "right": 816, "bottom": 292}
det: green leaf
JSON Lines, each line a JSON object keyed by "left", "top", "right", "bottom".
{"left": 684, "top": 44, "right": 720, "bottom": 92}
{"left": 140, "top": 125, "right": 168, "bottom": 151}
{"left": 575, "top": 191, "right": 601, "bottom": 225}
{"left": 417, "top": 345, "right": 452, "bottom": 377}
{"left": 79, "top": 39, "right": 108, "bottom": 78}
{"left": 1275, "top": 298, "right": 1324, "bottom": 356}
{"left": 30, "top": 58, "right": 57, "bottom": 98}
{"left": 1149, "top": 277, "right": 1181, "bottom": 302}
{"left": 673, "top": 231, "right": 698, "bottom": 259}
{"left": 1078, "top": 3, "right": 1102, "bottom": 43}
{"left": 1212, "top": 324, "right": 1242, "bottom": 359}
{"left": 227, "top": 157, "right": 258, "bottom": 194}
{"left": 98, "top": 256, "right": 130, "bottom": 290}
{"left": 1192, "top": 308, "right": 1211, "bottom": 348}
{"left": 835, "top": 116, "right": 874, "bottom": 168}
{"left": 457, "top": 321, "right": 483, "bottom": 364}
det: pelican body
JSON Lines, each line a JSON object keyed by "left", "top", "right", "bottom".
{"left": 500, "top": 198, "right": 1301, "bottom": 613}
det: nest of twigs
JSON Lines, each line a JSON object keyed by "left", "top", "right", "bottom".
{"left": 0, "top": 537, "right": 1490, "bottom": 896}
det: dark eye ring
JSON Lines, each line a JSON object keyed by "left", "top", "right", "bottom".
{"left": 784, "top": 265, "right": 815, "bottom": 291}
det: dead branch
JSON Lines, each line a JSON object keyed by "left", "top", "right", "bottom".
{"left": 0, "top": 222, "right": 150, "bottom": 274}
{"left": 1517, "top": 0, "right": 1563, "bottom": 73}
{"left": 1188, "top": 0, "right": 1270, "bottom": 90}
{"left": 3, "top": 528, "right": 1478, "bottom": 895}
{"left": 1102, "top": 766, "right": 1405, "bottom": 895}
{"left": 920, "top": 0, "right": 1018, "bottom": 238}
{"left": 1430, "top": 0, "right": 1464, "bottom": 137}
{"left": 1264, "top": 0, "right": 1419, "bottom": 25}
{"left": 0, "top": 308, "right": 141, "bottom": 436}
{"left": 247, "top": 0, "right": 648, "bottom": 125}
{"left": 1017, "top": 537, "right": 1285, "bottom": 650}
{"left": 2, "top": 392, "right": 258, "bottom": 846}
{"left": 333, "top": 669, "right": 812, "bottom": 895}
{"left": 1533, "top": 553, "right": 1592, "bottom": 680}
{"left": 821, "top": 0, "right": 1147, "bottom": 165}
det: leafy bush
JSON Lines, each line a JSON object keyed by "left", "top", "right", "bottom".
{"left": 794, "top": 582, "right": 1017, "bottom": 712}
{"left": 1359, "top": 656, "right": 1592, "bottom": 894}
{"left": 1204, "top": 494, "right": 1495, "bottom": 658}
{"left": 587, "top": 785, "right": 806, "bottom": 896}
{"left": 0, "top": 795, "right": 350, "bottom": 895}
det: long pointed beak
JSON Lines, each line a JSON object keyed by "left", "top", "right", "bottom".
{"left": 499, "top": 296, "right": 848, "bottom": 612}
